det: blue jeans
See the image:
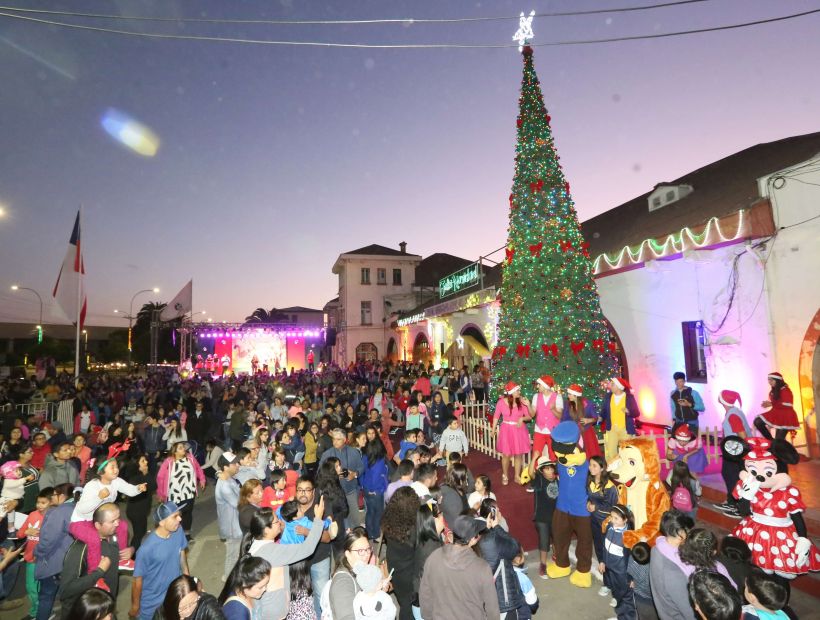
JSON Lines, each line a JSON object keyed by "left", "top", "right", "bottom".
{"left": 310, "top": 557, "right": 331, "bottom": 617}
{"left": 364, "top": 492, "right": 385, "bottom": 539}
{"left": 35, "top": 575, "right": 60, "bottom": 620}
{"left": 0, "top": 541, "right": 20, "bottom": 600}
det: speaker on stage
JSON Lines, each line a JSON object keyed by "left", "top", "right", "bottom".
{"left": 325, "top": 328, "right": 337, "bottom": 346}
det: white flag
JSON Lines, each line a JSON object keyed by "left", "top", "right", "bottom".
{"left": 160, "top": 279, "right": 192, "bottom": 321}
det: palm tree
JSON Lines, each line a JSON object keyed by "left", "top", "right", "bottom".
{"left": 244, "top": 307, "right": 290, "bottom": 324}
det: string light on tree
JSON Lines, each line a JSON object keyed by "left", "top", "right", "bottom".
{"left": 512, "top": 10, "right": 536, "bottom": 51}
{"left": 490, "top": 32, "right": 617, "bottom": 406}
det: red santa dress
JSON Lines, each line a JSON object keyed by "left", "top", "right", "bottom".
{"left": 759, "top": 386, "right": 800, "bottom": 430}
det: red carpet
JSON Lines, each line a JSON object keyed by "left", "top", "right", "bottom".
{"left": 462, "top": 450, "right": 539, "bottom": 551}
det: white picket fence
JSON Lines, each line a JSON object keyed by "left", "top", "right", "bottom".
{"left": 461, "top": 401, "right": 723, "bottom": 470}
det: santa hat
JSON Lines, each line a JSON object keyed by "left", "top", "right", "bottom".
{"left": 611, "top": 377, "right": 631, "bottom": 391}
{"left": 744, "top": 437, "right": 774, "bottom": 463}
{"left": 673, "top": 424, "right": 694, "bottom": 442}
{"left": 537, "top": 375, "right": 555, "bottom": 390}
{"left": 767, "top": 372, "right": 784, "bottom": 382}
{"left": 719, "top": 390, "right": 742, "bottom": 409}
{"left": 567, "top": 384, "right": 583, "bottom": 397}
{"left": 503, "top": 381, "right": 521, "bottom": 395}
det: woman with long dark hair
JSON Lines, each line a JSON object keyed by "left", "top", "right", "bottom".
{"left": 67, "top": 587, "right": 115, "bottom": 620}
{"left": 155, "top": 574, "right": 223, "bottom": 620}
{"left": 361, "top": 433, "right": 389, "bottom": 541}
{"left": 244, "top": 501, "right": 328, "bottom": 619}
{"left": 285, "top": 560, "right": 314, "bottom": 620}
{"left": 315, "top": 458, "right": 349, "bottom": 542}
{"left": 754, "top": 371, "right": 800, "bottom": 440}
{"left": 218, "top": 555, "right": 272, "bottom": 620}
{"left": 156, "top": 441, "right": 206, "bottom": 537}
{"left": 122, "top": 453, "right": 155, "bottom": 552}
{"left": 324, "top": 527, "right": 380, "bottom": 620}
{"left": 439, "top": 463, "right": 469, "bottom": 527}
{"left": 412, "top": 503, "right": 445, "bottom": 619}
{"left": 586, "top": 454, "right": 619, "bottom": 573}
{"left": 238, "top": 479, "right": 263, "bottom": 535}
{"left": 382, "top": 487, "right": 420, "bottom": 620}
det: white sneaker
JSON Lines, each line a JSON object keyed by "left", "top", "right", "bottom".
{"left": 610, "top": 598, "right": 617, "bottom": 607}
{"left": 598, "top": 586, "right": 610, "bottom": 597}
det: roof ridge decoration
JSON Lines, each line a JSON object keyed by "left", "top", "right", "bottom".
{"left": 592, "top": 209, "right": 747, "bottom": 275}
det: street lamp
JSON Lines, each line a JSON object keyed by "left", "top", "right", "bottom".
{"left": 125, "top": 287, "right": 160, "bottom": 367}
{"left": 11, "top": 284, "right": 43, "bottom": 343}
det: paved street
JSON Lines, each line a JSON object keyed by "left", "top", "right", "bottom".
{"left": 4, "top": 485, "right": 816, "bottom": 619}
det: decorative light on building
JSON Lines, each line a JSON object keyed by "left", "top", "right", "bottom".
{"left": 397, "top": 312, "right": 426, "bottom": 327}
{"left": 592, "top": 210, "right": 747, "bottom": 274}
{"left": 456, "top": 336, "right": 464, "bottom": 349}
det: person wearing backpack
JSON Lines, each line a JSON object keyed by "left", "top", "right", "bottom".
{"left": 321, "top": 527, "right": 373, "bottom": 620}
{"left": 667, "top": 460, "right": 701, "bottom": 520}
{"left": 57, "top": 503, "right": 120, "bottom": 619}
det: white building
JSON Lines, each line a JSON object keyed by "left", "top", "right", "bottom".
{"left": 586, "top": 132, "right": 820, "bottom": 454}
{"left": 329, "top": 243, "right": 423, "bottom": 365}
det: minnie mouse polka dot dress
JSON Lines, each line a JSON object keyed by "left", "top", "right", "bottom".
{"left": 732, "top": 484, "right": 820, "bottom": 576}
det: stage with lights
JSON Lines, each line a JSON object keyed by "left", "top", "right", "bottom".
{"left": 191, "top": 324, "right": 324, "bottom": 374}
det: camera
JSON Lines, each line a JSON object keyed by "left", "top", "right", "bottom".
{"left": 340, "top": 468, "right": 350, "bottom": 478}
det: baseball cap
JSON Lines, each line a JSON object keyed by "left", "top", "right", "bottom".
{"left": 218, "top": 452, "right": 237, "bottom": 469}
{"left": 451, "top": 515, "right": 486, "bottom": 542}
{"left": 153, "top": 501, "right": 181, "bottom": 523}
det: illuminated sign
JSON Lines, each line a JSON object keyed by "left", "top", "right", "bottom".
{"left": 439, "top": 263, "right": 480, "bottom": 298}
{"left": 397, "top": 312, "right": 426, "bottom": 327}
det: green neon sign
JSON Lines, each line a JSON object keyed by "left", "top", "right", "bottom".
{"left": 439, "top": 263, "right": 480, "bottom": 299}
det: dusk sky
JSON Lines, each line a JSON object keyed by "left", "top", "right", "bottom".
{"left": 1, "top": 1, "right": 818, "bottom": 328}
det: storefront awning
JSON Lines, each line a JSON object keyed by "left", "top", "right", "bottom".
{"left": 462, "top": 333, "right": 491, "bottom": 357}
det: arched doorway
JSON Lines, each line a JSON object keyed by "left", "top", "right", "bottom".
{"left": 445, "top": 324, "right": 491, "bottom": 369}
{"left": 603, "top": 317, "right": 629, "bottom": 379}
{"left": 413, "top": 333, "right": 431, "bottom": 364}
{"left": 386, "top": 337, "right": 398, "bottom": 363}
{"left": 355, "top": 342, "right": 378, "bottom": 362}
{"left": 797, "top": 307, "right": 820, "bottom": 457}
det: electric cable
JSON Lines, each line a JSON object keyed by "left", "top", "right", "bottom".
{"left": 0, "top": 6, "right": 818, "bottom": 49}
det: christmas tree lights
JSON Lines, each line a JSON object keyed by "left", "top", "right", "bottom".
{"left": 490, "top": 46, "right": 618, "bottom": 406}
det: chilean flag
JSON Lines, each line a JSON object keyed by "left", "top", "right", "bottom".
{"left": 53, "top": 211, "right": 87, "bottom": 329}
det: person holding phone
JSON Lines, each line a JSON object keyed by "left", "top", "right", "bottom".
{"left": 670, "top": 371, "right": 705, "bottom": 433}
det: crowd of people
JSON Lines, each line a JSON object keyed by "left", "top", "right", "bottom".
{"left": 0, "top": 361, "right": 811, "bottom": 620}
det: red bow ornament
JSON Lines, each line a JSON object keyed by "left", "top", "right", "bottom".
{"left": 541, "top": 343, "right": 559, "bottom": 358}
{"left": 559, "top": 240, "right": 573, "bottom": 253}
{"left": 505, "top": 247, "right": 515, "bottom": 264}
{"left": 592, "top": 339, "right": 604, "bottom": 353}
{"left": 607, "top": 341, "right": 617, "bottom": 353}
{"left": 529, "top": 241, "right": 543, "bottom": 257}
{"left": 492, "top": 346, "right": 508, "bottom": 360}
{"left": 580, "top": 242, "right": 590, "bottom": 258}
{"left": 529, "top": 179, "right": 545, "bottom": 193}
{"left": 570, "top": 341, "right": 586, "bottom": 356}
{"left": 516, "top": 343, "right": 531, "bottom": 358}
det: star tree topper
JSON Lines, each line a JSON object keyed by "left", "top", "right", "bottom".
{"left": 512, "top": 10, "right": 535, "bottom": 51}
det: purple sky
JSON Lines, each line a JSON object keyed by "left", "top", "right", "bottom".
{"left": 1, "top": 1, "right": 818, "bottom": 327}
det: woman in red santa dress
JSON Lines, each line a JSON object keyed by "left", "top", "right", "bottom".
{"left": 731, "top": 437, "right": 820, "bottom": 578}
{"left": 753, "top": 371, "right": 800, "bottom": 441}
{"left": 562, "top": 384, "right": 601, "bottom": 458}
{"left": 491, "top": 381, "right": 532, "bottom": 486}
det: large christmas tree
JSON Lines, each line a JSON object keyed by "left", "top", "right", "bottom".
{"left": 490, "top": 46, "right": 618, "bottom": 406}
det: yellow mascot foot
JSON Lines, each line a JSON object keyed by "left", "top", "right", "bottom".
{"left": 545, "top": 563, "right": 571, "bottom": 579}
{"left": 569, "top": 570, "right": 592, "bottom": 588}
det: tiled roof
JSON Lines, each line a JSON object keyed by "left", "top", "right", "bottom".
{"left": 581, "top": 132, "right": 820, "bottom": 256}
{"left": 341, "top": 244, "right": 421, "bottom": 257}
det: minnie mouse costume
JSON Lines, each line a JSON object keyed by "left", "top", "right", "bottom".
{"left": 730, "top": 437, "right": 820, "bottom": 578}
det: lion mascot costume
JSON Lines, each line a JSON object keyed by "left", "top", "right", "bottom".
{"left": 608, "top": 435, "right": 670, "bottom": 548}
{"left": 546, "top": 421, "right": 593, "bottom": 587}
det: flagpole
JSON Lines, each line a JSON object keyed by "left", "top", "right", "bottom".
{"left": 74, "top": 205, "right": 82, "bottom": 381}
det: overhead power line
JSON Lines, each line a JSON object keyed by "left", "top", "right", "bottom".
{"left": 0, "top": 7, "right": 818, "bottom": 49}
{"left": 0, "top": 1, "right": 714, "bottom": 25}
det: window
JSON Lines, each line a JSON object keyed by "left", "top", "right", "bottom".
{"left": 681, "top": 321, "right": 708, "bottom": 382}
{"left": 392, "top": 268, "right": 402, "bottom": 285}
{"left": 360, "top": 301, "right": 372, "bottom": 325}
{"left": 355, "top": 342, "right": 378, "bottom": 362}
{"left": 360, "top": 268, "right": 370, "bottom": 285}
{"left": 377, "top": 268, "right": 387, "bottom": 285}
{"left": 665, "top": 190, "right": 675, "bottom": 201}
{"left": 652, "top": 197, "right": 662, "bottom": 209}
